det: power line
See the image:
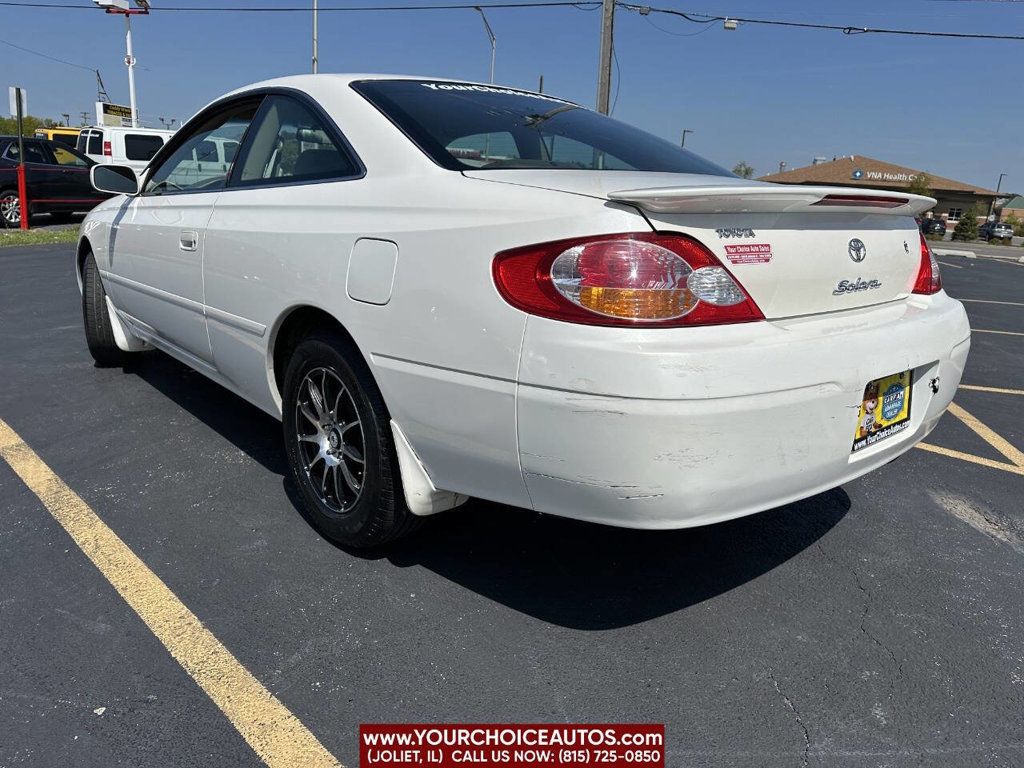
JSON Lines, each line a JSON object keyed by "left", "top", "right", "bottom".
{"left": 0, "top": 36, "right": 96, "bottom": 71}
{"left": 0, "top": 0, "right": 600, "bottom": 9}
{"left": 619, "top": 3, "right": 1024, "bottom": 41}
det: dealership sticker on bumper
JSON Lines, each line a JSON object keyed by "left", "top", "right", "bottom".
{"left": 724, "top": 243, "right": 773, "bottom": 264}
{"left": 852, "top": 370, "right": 913, "bottom": 453}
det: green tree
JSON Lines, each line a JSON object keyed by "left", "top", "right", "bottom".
{"left": 1005, "top": 212, "right": 1024, "bottom": 237}
{"left": 907, "top": 173, "right": 933, "bottom": 198}
{"left": 952, "top": 204, "right": 981, "bottom": 241}
{"left": 732, "top": 161, "right": 755, "bottom": 179}
{"left": 0, "top": 115, "right": 59, "bottom": 136}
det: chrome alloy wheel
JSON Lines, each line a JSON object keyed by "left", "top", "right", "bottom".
{"left": 0, "top": 193, "right": 20, "bottom": 226}
{"left": 294, "top": 366, "right": 365, "bottom": 514}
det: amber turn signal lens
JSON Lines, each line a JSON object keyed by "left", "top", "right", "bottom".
{"left": 577, "top": 286, "right": 697, "bottom": 320}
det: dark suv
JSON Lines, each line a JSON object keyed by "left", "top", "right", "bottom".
{"left": 0, "top": 137, "right": 111, "bottom": 228}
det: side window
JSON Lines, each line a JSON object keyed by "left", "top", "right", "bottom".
{"left": 124, "top": 134, "right": 164, "bottom": 162}
{"left": 145, "top": 100, "right": 259, "bottom": 195}
{"left": 86, "top": 131, "right": 104, "bottom": 156}
{"left": 5, "top": 142, "right": 50, "bottom": 164}
{"left": 194, "top": 139, "right": 219, "bottom": 164}
{"left": 236, "top": 95, "right": 357, "bottom": 185}
{"left": 446, "top": 132, "right": 519, "bottom": 168}
{"left": 53, "top": 146, "right": 91, "bottom": 167}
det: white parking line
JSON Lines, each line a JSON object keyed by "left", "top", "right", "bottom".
{"left": 959, "top": 384, "right": 1024, "bottom": 396}
{"left": 960, "top": 299, "right": 1024, "bottom": 307}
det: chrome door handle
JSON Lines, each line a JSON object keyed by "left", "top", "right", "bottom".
{"left": 179, "top": 230, "right": 198, "bottom": 252}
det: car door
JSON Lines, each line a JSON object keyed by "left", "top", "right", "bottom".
{"left": 202, "top": 93, "right": 364, "bottom": 412}
{"left": 48, "top": 144, "right": 106, "bottom": 209}
{"left": 4, "top": 140, "right": 61, "bottom": 206}
{"left": 106, "top": 98, "right": 262, "bottom": 366}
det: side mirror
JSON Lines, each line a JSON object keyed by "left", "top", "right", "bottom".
{"left": 91, "top": 164, "right": 140, "bottom": 196}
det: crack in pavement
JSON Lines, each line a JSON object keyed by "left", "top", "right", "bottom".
{"left": 815, "top": 540, "right": 918, "bottom": 756}
{"left": 767, "top": 666, "right": 810, "bottom": 768}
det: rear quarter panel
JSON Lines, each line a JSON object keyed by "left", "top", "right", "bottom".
{"left": 201, "top": 171, "right": 648, "bottom": 507}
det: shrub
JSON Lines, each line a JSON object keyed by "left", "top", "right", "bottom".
{"left": 952, "top": 205, "right": 981, "bottom": 241}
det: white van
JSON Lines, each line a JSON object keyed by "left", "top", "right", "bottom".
{"left": 162, "top": 135, "right": 241, "bottom": 189}
{"left": 76, "top": 126, "right": 175, "bottom": 171}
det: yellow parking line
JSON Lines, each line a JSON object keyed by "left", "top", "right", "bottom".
{"left": 972, "top": 329, "right": 1024, "bottom": 336}
{"left": 947, "top": 402, "right": 1024, "bottom": 468}
{"left": 960, "top": 299, "right": 1024, "bottom": 307}
{"left": 0, "top": 419, "right": 342, "bottom": 768}
{"left": 959, "top": 384, "right": 1024, "bottom": 396}
{"left": 916, "top": 443, "right": 1024, "bottom": 477}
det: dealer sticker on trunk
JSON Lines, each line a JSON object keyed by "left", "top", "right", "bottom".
{"left": 724, "top": 243, "right": 773, "bottom": 264}
{"left": 851, "top": 370, "right": 913, "bottom": 453}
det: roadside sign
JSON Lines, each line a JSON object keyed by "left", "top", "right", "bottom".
{"left": 8, "top": 86, "right": 27, "bottom": 118}
{"left": 95, "top": 101, "right": 133, "bottom": 127}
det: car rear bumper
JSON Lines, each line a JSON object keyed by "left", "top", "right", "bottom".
{"left": 515, "top": 293, "right": 971, "bottom": 528}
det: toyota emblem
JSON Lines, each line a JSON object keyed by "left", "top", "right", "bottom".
{"left": 848, "top": 238, "right": 867, "bottom": 263}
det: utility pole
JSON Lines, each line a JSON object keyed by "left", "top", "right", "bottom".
{"left": 595, "top": 0, "right": 615, "bottom": 114}
{"left": 312, "top": 0, "right": 319, "bottom": 73}
{"left": 538, "top": 74, "right": 544, "bottom": 93}
{"left": 989, "top": 173, "right": 1006, "bottom": 220}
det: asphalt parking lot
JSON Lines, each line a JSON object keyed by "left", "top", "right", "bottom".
{"left": 1, "top": 244, "right": 1022, "bottom": 768}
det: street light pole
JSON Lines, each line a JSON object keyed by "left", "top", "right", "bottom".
{"left": 124, "top": 13, "right": 138, "bottom": 127}
{"left": 312, "top": 0, "right": 319, "bottom": 74}
{"left": 680, "top": 129, "right": 694, "bottom": 147}
{"left": 475, "top": 6, "right": 496, "bottom": 83}
{"left": 95, "top": 1, "right": 148, "bottom": 128}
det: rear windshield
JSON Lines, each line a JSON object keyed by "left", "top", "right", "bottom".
{"left": 78, "top": 130, "right": 103, "bottom": 156}
{"left": 352, "top": 79, "right": 731, "bottom": 176}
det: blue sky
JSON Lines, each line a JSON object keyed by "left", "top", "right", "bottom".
{"left": 3, "top": 0, "right": 1020, "bottom": 191}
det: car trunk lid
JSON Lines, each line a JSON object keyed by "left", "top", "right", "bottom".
{"left": 464, "top": 171, "right": 934, "bottom": 319}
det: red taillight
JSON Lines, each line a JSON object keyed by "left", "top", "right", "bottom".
{"left": 493, "top": 232, "right": 764, "bottom": 327}
{"left": 103, "top": 141, "right": 112, "bottom": 157}
{"left": 912, "top": 231, "right": 942, "bottom": 295}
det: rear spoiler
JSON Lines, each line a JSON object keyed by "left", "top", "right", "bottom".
{"left": 607, "top": 184, "right": 936, "bottom": 216}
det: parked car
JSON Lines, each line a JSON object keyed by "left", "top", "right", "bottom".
{"left": 0, "top": 136, "right": 110, "bottom": 228}
{"left": 79, "top": 75, "right": 970, "bottom": 547}
{"left": 979, "top": 221, "right": 1014, "bottom": 241}
{"left": 34, "top": 126, "right": 82, "bottom": 148}
{"left": 76, "top": 125, "right": 174, "bottom": 171}
{"left": 919, "top": 217, "right": 946, "bottom": 236}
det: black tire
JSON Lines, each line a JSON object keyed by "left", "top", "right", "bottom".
{"left": 0, "top": 188, "right": 20, "bottom": 229}
{"left": 81, "top": 253, "right": 126, "bottom": 367}
{"left": 282, "top": 330, "right": 422, "bottom": 548}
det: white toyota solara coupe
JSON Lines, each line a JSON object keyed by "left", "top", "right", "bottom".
{"left": 79, "top": 75, "right": 971, "bottom": 547}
